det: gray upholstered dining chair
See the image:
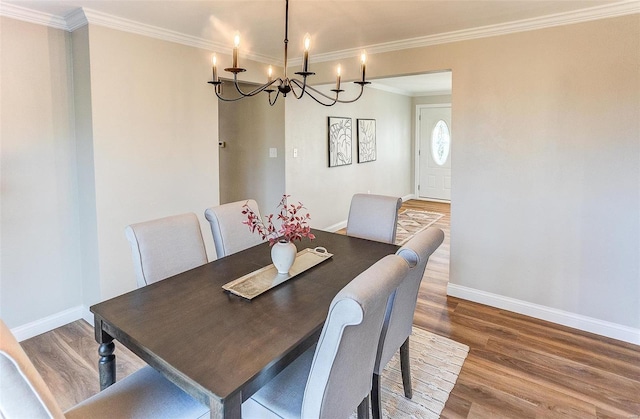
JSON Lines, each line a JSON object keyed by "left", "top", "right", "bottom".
{"left": 346, "top": 194, "right": 402, "bottom": 244}
{"left": 125, "top": 212, "right": 208, "bottom": 288}
{"left": 204, "top": 199, "right": 265, "bottom": 258}
{"left": 371, "top": 227, "right": 445, "bottom": 419}
{"left": 242, "top": 254, "right": 410, "bottom": 419}
{"left": 0, "top": 319, "right": 209, "bottom": 419}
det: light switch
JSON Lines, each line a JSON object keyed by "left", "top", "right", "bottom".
{"left": 293, "top": 148, "right": 298, "bottom": 158}
{"left": 269, "top": 148, "right": 277, "bottom": 158}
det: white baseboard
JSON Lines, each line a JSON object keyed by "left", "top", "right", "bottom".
{"left": 322, "top": 193, "right": 414, "bottom": 232}
{"left": 323, "top": 220, "right": 347, "bottom": 232}
{"left": 447, "top": 283, "right": 640, "bottom": 345}
{"left": 12, "top": 306, "right": 85, "bottom": 342}
{"left": 413, "top": 197, "right": 450, "bottom": 203}
{"left": 401, "top": 194, "right": 415, "bottom": 202}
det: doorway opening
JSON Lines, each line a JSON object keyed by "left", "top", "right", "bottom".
{"left": 416, "top": 103, "right": 451, "bottom": 202}
{"left": 368, "top": 70, "right": 452, "bottom": 204}
{"left": 217, "top": 81, "right": 285, "bottom": 212}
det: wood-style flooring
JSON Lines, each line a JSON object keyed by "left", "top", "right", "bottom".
{"left": 20, "top": 200, "right": 640, "bottom": 417}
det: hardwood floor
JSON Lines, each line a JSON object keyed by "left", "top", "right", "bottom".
{"left": 20, "top": 200, "right": 640, "bottom": 417}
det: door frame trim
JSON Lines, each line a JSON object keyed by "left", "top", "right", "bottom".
{"left": 414, "top": 103, "right": 452, "bottom": 200}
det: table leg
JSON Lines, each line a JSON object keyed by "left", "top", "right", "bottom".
{"left": 98, "top": 339, "right": 116, "bottom": 390}
{"left": 210, "top": 392, "right": 241, "bottom": 419}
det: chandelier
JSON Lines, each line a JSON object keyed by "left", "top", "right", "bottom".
{"left": 208, "top": 0, "right": 370, "bottom": 107}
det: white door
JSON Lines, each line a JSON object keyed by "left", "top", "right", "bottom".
{"left": 418, "top": 106, "right": 451, "bottom": 201}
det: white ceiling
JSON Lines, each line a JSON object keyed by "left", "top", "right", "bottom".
{"left": 3, "top": 0, "right": 634, "bottom": 95}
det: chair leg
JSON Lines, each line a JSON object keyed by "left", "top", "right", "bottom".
{"left": 371, "top": 373, "right": 382, "bottom": 419}
{"left": 357, "top": 394, "right": 370, "bottom": 419}
{"left": 400, "top": 337, "right": 413, "bottom": 399}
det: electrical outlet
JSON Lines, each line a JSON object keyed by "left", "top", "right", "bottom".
{"left": 269, "top": 148, "right": 277, "bottom": 158}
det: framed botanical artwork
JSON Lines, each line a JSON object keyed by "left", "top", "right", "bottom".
{"left": 328, "top": 117, "right": 352, "bottom": 167}
{"left": 357, "top": 119, "right": 376, "bottom": 163}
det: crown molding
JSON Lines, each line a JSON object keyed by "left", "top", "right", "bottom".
{"left": 63, "top": 8, "right": 87, "bottom": 32}
{"left": 186, "top": 0, "right": 638, "bottom": 65}
{"left": 72, "top": 7, "right": 281, "bottom": 65}
{"left": 1, "top": 1, "right": 638, "bottom": 65}
{"left": 0, "top": 2, "right": 67, "bottom": 30}
{"left": 311, "top": 0, "right": 640, "bottom": 63}
{"left": 66, "top": 8, "right": 225, "bottom": 52}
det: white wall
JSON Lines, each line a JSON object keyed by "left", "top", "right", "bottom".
{"left": 413, "top": 94, "right": 452, "bottom": 106}
{"left": 447, "top": 16, "right": 639, "bottom": 332}
{"left": 1, "top": 18, "right": 82, "bottom": 327}
{"left": 285, "top": 87, "right": 413, "bottom": 230}
{"left": 371, "top": 15, "right": 638, "bottom": 334}
{"left": 0, "top": 18, "right": 222, "bottom": 330}
{"left": 83, "top": 25, "right": 220, "bottom": 301}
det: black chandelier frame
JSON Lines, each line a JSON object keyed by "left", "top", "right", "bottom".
{"left": 208, "top": 0, "right": 370, "bottom": 107}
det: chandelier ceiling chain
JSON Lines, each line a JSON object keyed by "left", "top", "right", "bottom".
{"left": 208, "top": 0, "right": 370, "bottom": 107}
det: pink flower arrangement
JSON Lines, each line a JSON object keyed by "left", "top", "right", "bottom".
{"left": 242, "top": 195, "right": 316, "bottom": 246}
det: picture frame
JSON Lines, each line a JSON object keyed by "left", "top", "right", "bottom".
{"left": 357, "top": 119, "right": 376, "bottom": 163}
{"left": 328, "top": 117, "right": 352, "bottom": 167}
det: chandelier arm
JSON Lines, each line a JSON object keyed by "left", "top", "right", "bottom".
{"left": 230, "top": 75, "right": 280, "bottom": 97}
{"left": 214, "top": 89, "right": 249, "bottom": 102}
{"left": 268, "top": 89, "right": 281, "bottom": 106}
{"left": 296, "top": 88, "right": 338, "bottom": 107}
{"left": 288, "top": 78, "right": 308, "bottom": 100}
{"left": 303, "top": 81, "right": 366, "bottom": 104}
{"left": 213, "top": 78, "right": 280, "bottom": 101}
{"left": 333, "top": 84, "right": 366, "bottom": 104}
{"left": 290, "top": 79, "right": 343, "bottom": 106}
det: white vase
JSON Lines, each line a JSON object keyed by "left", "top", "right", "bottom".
{"left": 271, "top": 240, "right": 297, "bottom": 274}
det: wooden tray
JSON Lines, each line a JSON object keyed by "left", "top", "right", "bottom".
{"left": 222, "top": 247, "right": 333, "bottom": 299}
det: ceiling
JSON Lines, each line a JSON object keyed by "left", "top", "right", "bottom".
{"left": 4, "top": 0, "right": 629, "bottom": 95}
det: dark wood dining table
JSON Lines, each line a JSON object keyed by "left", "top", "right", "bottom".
{"left": 90, "top": 229, "right": 399, "bottom": 419}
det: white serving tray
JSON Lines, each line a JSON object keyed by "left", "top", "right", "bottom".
{"left": 222, "top": 247, "right": 333, "bottom": 300}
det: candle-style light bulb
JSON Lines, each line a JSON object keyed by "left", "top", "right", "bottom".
{"left": 212, "top": 54, "right": 218, "bottom": 82}
{"left": 303, "top": 33, "right": 311, "bottom": 73}
{"left": 335, "top": 64, "right": 341, "bottom": 90}
{"left": 304, "top": 34, "right": 311, "bottom": 51}
{"left": 360, "top": 51, "right": 367, "bottom": 82}
{"left": 268, "top": 65, "right": 273, "bottom": 83}
{"left": 232, "top": 32, "right": 240, "bottom": 68}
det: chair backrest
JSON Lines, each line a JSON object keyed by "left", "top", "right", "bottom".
{"left": 204, "top": 199, "right": 264, "bottom": 258}
{"left": 374, "top": 227, "right": 445, "bottom": 374}
{"left": 0, "top": 319, "right": 65, "bottom": 419}
{"left": 125, "top": 213, "right": 208, "bottom": 287}
{"left": 346, "top": 194, "right": 402, "bottom": 244}
{"left": 301, "top": 254, "right": 409, "bottom": 418}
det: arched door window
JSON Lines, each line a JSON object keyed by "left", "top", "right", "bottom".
{"left": 431, "top": 120, "right": 450, "bottom": 166}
